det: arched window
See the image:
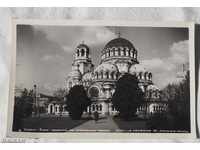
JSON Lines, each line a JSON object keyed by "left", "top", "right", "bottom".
{"left": 96, "top": 105, "right": 99, "bottom": 111}
{"left": 135, "top": 51, "right": 137, "bottom": 58}
{"left": 92, "top": 105, "right": 95, "bottom": 111}
{"left": 64, "top": 105, "right": 67, "bottom": 112}
{"left": 116, "top": 73, "right": 119, "bottom": 79}
{"left": 123, "top": 49, "right": 126, "bottom": 56}
{"left": 112, "top": 105, "right": 115, "bottom": 111}
{"left": 154, "top": 91, "right": 157, "bottom": 98}
{"left": 49, "top": 104, "right": 54, "bottom": 114}
{"left": 111, "top": 72, "right": 114, "bottom": 79}
{"left": 111, "top": 49, "right": 114, "bottom": 56}
{"left": 99, "top": 104, "right": 102, "bottom": 111}
{"left": 133, "top": 51, "right": 136, "bottom": 59}
{"left": 86, "top": 49, "right": 89, "bottom": 57}
{"left": 81, "top": 48, "right": 84, "bottom": 56}
{"left": 144, "top": 72, "right": 148, "bottom": 80}
{"left": 96, "top": 73, "right": 98, "bottom": 79}
{"left": 89, "top": 87, "right": 99, "bottom": 98}
{"left": 77, "top": 49, "right": 80, "bottom": 57}
{"left": 118, "top": 48, "right": 120, "bottom": 56}
{"left": 55, "top": 106, "right": 57, "bottom": 112}
{"left": 148, "top": 73, "right": 152, "bottom": 80}
{"left": 106, "top": 72, "right": 109, "bottom": 79}
{"left": 95, "top": 72, "right": 98, "bottom": 79}
{"left": 156, "top": 90, "right": 160, "bottom": 98}
{"left": 114, "top": 47, "right": 117, "bottom": 56}
{"left": 155, "top": 91, "right": 157, "bottom": 98}
{"left": 149, "top": 90, "right": 152, "bottom": 98}
{"left": 101, "top": 71, "right": 103, "bottom": 79}
{"left": 139, "top": 72, "right": 142, "bottom": 79}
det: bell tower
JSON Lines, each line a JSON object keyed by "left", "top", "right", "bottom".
{"left": 73, "top": 41, "right": 94, "bottom": 74}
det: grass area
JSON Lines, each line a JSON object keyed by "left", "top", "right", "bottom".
{"left": 15, "top": 115, "right": 190, "bottom": 133}
{"left": 113, "top": 117, "right": 147, "bottom": 131}
{"left": 21, "top": 115, "right": 91, "bottom": 132}
{"left": 20, "top": 115, "right": 148, "bottom": 132}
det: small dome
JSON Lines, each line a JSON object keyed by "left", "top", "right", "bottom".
{"left": 77, "top": 43, "right": 90, "bottom": 51}
{"left": 82, "top": 72, "right": 93, "bottom": 81}
{"left": 129, "top": 64, "right": 146, "bottom": 74}
{"left": 68, "top": 70, "right": 81, "bottom": 78}
{"left": 104, "top": 37, "right": 135, "bottom": 50}
{"left": 147, "top": 84, "right": 159, "bottom": 91}
{"left": 94, "top": 63, "right": 118, "bottom": 73}
{"left": 68, "top": 65, "right": 82, "bottom": 78}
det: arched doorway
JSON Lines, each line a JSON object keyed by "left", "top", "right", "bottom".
{"left": 48, "top": 104, "right": 54, "bottom": 114}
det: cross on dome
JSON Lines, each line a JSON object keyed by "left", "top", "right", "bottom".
{"left": 117, "top": 31, "right": 121, "bottom": 38}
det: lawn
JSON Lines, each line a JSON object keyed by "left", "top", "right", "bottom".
{"left": 15, "top": 115, "right": 190, "bottom": 133}
{"left": 113, "top": 117, "right": 148, "bottom": 131}
{"left": 21, "top": 115, "right": 91, "bottom": 132}
{"left": 19, "top": 115, "right": 148, "bottom": 132}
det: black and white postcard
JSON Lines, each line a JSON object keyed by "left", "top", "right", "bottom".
{"left": 7, "top": 20, "right": 196, "bottom": 141}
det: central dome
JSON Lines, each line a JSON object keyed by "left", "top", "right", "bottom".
{"left": 101, "top": 37, "right": 138, "bottom": 63}
{"left": 94, "top": 63, "right": 118, "bottom": 73}
{"left": 104, "top": 37, "right": 135, "bottom": 50}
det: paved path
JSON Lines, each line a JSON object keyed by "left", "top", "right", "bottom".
{"left": 72, "top": 117, "right": 119, "bottom": 131}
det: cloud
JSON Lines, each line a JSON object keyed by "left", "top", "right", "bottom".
{"left": 62, "top": 46, "right": 73, "bottom": 53}
{"left": 15, "top": 23, "right": 189, "bottom": 93}
{"left": 169, "top": 40, "right": 189, "bottom": 64}
{"left": 33, "top": 26, "right": 116, "bottom": 54}
{"left": 40, "top": 83, "right": 65, "bottom": 95}
{"left": 81, "top": 27, "right": 116, "bottom": 46}
{"left": 141, "top": 58, "right": 175, "bottom": 72}
{"left": 141, "top": 40, "right": 189, "bottom": 89}
{"left": 41, "top": 54, "right": 64, "bottom": 62}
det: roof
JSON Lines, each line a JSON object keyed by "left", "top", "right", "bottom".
{"left": 94, "top": 63, "right": 118, "bottom": 73}
{"left": 147, "top": 84, "right": 160, "bottom": 91}
{"left": 104, "top": 37, "right": 135, "bottom": 50}
{"left": 129, "top": 64, "right": 147, "bottom": 74}
{"left": 82, "top": 72, "right": 93, "bottom": 81}
{"left": 77, "top": 43, "right": 90, "bottom": 51}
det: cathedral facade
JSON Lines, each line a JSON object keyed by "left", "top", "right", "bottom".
{"left": 66, "top": 35, "right": 168, "bottom": 118}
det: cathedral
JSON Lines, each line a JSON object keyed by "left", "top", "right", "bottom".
{"left": 66, "top": 35, "right": 168, "bottom": 118}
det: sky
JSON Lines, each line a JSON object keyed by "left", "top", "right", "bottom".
{"left": 16, "top": 25, "right": 189, "bottom": 95}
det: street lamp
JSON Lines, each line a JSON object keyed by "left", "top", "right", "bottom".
{"left": 33, "top": 84, "right": 40, "bottom": 117}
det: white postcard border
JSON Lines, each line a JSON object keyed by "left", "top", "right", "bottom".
{"left": 6, "top": 19, "right": 197, "bottom": 142}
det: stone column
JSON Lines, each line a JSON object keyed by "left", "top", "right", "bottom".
{"left": 84, "top": 48, "right": 87, "bottom": 57}
{"left": 115, "top": 50, "right": 118, "bottom": 56}
{"left": 103, "top": 72, "right": 107, "bottom": 79}
{"left": 126, "top": 50, "right": 129, "bottom": 56}
{"left": 102, "top": 102, "right": 109, "bottom": 115}
{"left": 108, "top": 73, "right": 111, "bottom": 79}
{"left": 130, "top": 51, "right": 133, "bottom": 57}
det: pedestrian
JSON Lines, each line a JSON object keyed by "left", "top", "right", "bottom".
{"left": 93, "top": 111, "right": 99, "bottom": 123}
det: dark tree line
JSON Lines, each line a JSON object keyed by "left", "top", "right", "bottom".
{"left": 13, "top": 88, "right": 34, "bottom": 131}
{"left": 66, "top": 85, "right": 91, "bottom": 120}
{"left": 161, "top": 71, "right": 190, "bottom": 131}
